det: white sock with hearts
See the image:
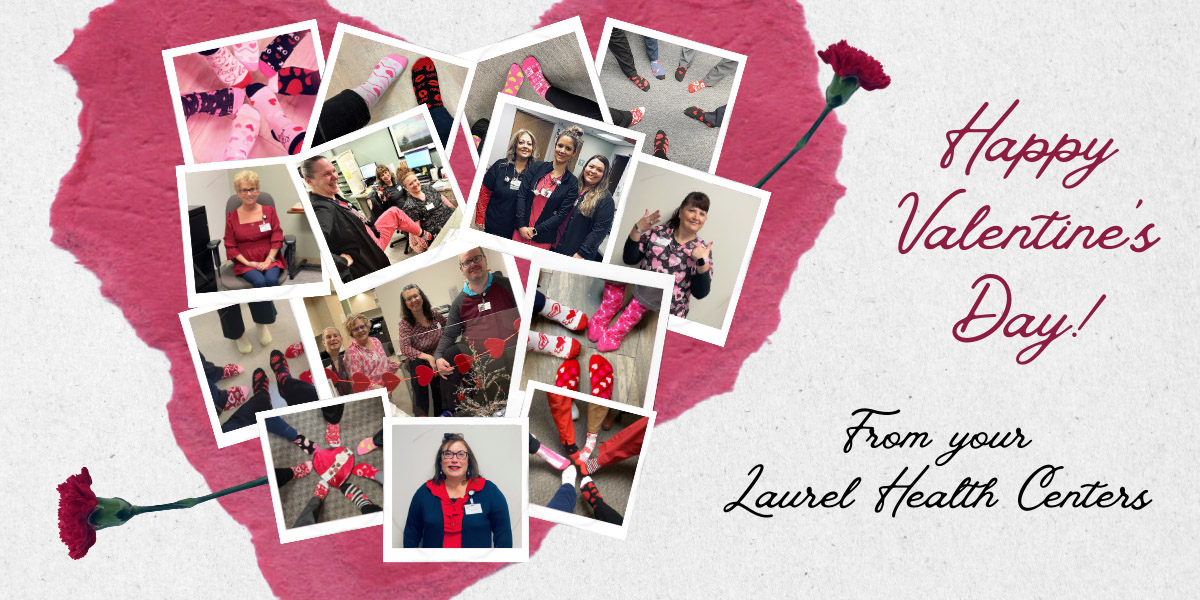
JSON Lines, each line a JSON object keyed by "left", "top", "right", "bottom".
{"left": 353, "top": 54, "right": 408, "bottom": 109}
{"left": 539, "top": 296, "right": 588, "bottom": 331}
{"left": 527, "top": 332, "right": 581, "bottom": 359}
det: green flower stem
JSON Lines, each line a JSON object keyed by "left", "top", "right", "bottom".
{"left": 754, "top": 105, "right": 834, "bottom": 189}
{"left": 131, "top": 476, "right": 269, "bottom": 516}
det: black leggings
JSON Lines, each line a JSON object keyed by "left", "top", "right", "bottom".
{"left": 407, "top": 358, "right": 443, "bottom": 417}
{"left": 314, "top": 89, "right": 456, "bottom": 148}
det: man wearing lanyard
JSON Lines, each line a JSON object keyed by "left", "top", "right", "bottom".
{"left": 433, "top": 247, "right": 518, "bottom": 413}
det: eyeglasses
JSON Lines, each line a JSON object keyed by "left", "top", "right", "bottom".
{"left": 351, "top": 325, "right": 368, "bottom": 332}
{"left": 237, "top": 188, "right": 259, "bottom": 194}
{"left": 459, "top": 255, "right": 485, "bottom": 268}
{"left": 441, "top": 450, "right": 469, "bottom": 460}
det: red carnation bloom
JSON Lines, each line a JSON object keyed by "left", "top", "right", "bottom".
{"left": 58, "top": 467, "right": 99, "bottom": 560}
{"left": 817, "top": 40, "right": 891, "bottom": 90}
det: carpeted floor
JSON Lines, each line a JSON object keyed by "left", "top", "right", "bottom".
{"left": 598, "top": 32, "right": 738, "bottom": 172}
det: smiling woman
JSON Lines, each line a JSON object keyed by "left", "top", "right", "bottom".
{"left": 403, "top": 433, "right": 513, "bottom": 548}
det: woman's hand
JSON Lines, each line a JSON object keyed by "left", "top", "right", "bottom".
{"left": 421, "top": 353, "right": 437, "bottom": 369}
{"left": 635, "top": 209, "right": 660, "bottom": 235}
{"left": 519, "top": 227, "right": 535, "bottom": 240}
{"left": 573, "top": 253, "right": 583, "bottom": 259}
{"left": 257, "top": 261, "right": 270, "bottom": 271}
{"left": 340, "top": 253, "right": 354, "bottom": 266}
{"left": 693, "top": 241, "right": 714, "bottom": 272}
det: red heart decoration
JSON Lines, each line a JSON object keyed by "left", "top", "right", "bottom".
{"left": 512, "top": 317, "right": 521, "bottom": 331}
{"left": 455, "top": 354, "right": 474, "bottom": 373}
{"left": 324, "top": 368, "right": 341, "bottom": 384}
{"left": 485, "top": 337, "right": 506, "bottom": 359}
{"left": 312, "top": 447, "right": 355, "bottom": 488}
{"left": 351, "top": 372, "right": 371, "bottom": 393}
{"left": 381, "top": 372, "right": 401, "bottom": 393}
{"left": 416, "top": 364, "right": 435, "bottom": 386}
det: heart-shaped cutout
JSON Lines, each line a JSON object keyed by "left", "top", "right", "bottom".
{"left": 485, "top": 337, "right": 506, "bottom": 359}
{"left": 381, "top": 372, "right": 401, "bottom": 393}
{"left": 324, "top": 368, "right": 341, "bottom": 384}
{"left": 351, "top": 372, "right": 371, "bottom": 393}
{"left": 416, "top": 364, "right": 435, "bottom": 386}
{"left": 512, "top": 317, "right": 521, "bottom": 332}
{"left": 455, "top": 353, "right": 474, "bottom": 374}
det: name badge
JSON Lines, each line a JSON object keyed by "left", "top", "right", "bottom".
{"left": 653, "top": 236, "right": 670, "bottom": 247}
{"left": 258, "top": 222, "right": 272, "bottom": 232}
{"left": 479, "top": 301, "right": 491, "bottom": 312}
{"left": 464, "top": 503, "right": 483, "bottom": 515}
{"left": 426, "top": 202, "right": 435, "bottom": 210}
{"left": 508, "top": 178, "right": 521, "bottom": 190}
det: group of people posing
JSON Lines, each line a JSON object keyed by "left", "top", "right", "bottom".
{"left": 475, "top": 125, "right": 616, "bottom": 262}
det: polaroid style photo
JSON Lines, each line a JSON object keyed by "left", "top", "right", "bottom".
{"left": 258, "top": 389, "right": 391, "bottom": 544}
{"left": 457, "top": 16, "right": 610, "bottom": 166}
{"left": 607, "top": 155, "right": 769, "bottom": 346}
{"left": 164, "top": 21, "right": 324, "bottom": 165}
{"left": 304, "top": 23, "right": 476, "bottom": 159}
{"left": 524, "top": 381, "right": 656, "bottom": 540}
{"left": 290, "top": 106, "right": 469, "bottom": 298}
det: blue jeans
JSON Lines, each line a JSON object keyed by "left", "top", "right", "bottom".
{"left": 547, "top": 483, "right": 576, "bottom": 512}
{"left": 430, "top": 104, "right": 453, "bottom": 149}
{"left": 643, "top": 37, "right": 659, "bottom": 62}
{"left": 240, "top": 266, "right": 282, "bottom": 288}
{"left": 266, "top": 416, "right": 297, "bottom": 440}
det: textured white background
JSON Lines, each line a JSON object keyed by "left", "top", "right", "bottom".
{"left": 7, "top": 0, "right": 1199, "bottom": 597}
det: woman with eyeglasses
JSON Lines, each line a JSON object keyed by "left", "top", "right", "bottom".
{"left": 403, "top": 433, "right": 512, "bottom": 548}
{"left": 396, "top": 284, "right": 446, "bottom": 416}
{"left": 225, "top": 169, "right": 287, "bottom": 288}
{"left": 342, "top": 313, "right": 401, "bottom": 393}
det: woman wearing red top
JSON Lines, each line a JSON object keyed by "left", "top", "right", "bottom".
{"left": 224, "top": 170, "right": 287, "bottom": 288}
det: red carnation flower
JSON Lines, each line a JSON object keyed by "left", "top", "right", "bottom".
{"left": 57, "top": 467, "right": 99, "bottom": 560}
{"left": 817, "top": 40, "right": 891, "bottom": 90}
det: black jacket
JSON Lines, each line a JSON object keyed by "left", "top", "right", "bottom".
{"left": 309, "top": 192, "right": 391, "bottom": 282}
{"left": 481, "top": 158, "right": 528, "bottom": 238}
{"left": 513, "top": 161, "right": 579, "bottom": 245}
{"left": 552, "top": 190, "right": 614, "bottom": 261}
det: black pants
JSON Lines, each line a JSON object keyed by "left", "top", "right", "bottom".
{"left": 407, "top": 358, "right": 442, "bottom": 417}
{"left": 219, "top": 303, "right": 277, "bottom": 340}
{"left": 545, "top": 86, "right": 633, "bottom": 126}
{"left": 608, "top": 29, "right": 638, "bottom": 78}
{"left": 203, "top": 352, "right": 273, "bottom": 433}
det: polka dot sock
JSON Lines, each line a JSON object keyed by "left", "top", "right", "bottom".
{"left": 231, "top": 40, "right": 260, "bottom": 74}
{"left": 675, "top": 64, "right": 688, "bottom": 82}
{"left": 353, "top": 463, "right": 382, "bottom": 482}
{"left": 353, "top": 54, "right": 408, "bottom": 109}
{"left": 222, "top": 103, "right": 259, "bottom": 162}
{"left": 357, "top": 435, "right": 378, "bottom": 456}
{"left": 411, "top": 57, "right": 443, "bottom": 108}
{"left": 294, "top": 434, "right": 316, "bottom": 455}
{"left": 235, "top": 334, "right": 252, "bottom": 354}
{"left": 684, "top": 106, "right": 717, "bottom": 128}
{"left": 269, "top": 350, "right": 290, "bottom": 387}
{"left": 528, "top": 332, "right": 581, "bottom": 359}
{"left": 258, "top": 32, "right": 306, "bottom": 79}
{"left": 199, "top": 47, "right": 252, "bottom": 88}
{"left": 540, "top": 297, "right": 588, "bottom": 331}
{"left": 520, "top": 56, "right": 550, "bottom": 98}
{"left": 325, "top": 423, "right": 340, "bottom": 447}
{"left": 258, "top": 323, "right": 272, "bottom": 345}
{"left": 276, "top": 67, "right": 321, "bottom": 96}
{"left": 589, "top": 354, "right": 614, "bottom": 400}
{"left": 181, "top": 87, "right": 245, "bottom": 119}
{"left": 501, "top": 63, "right": 524, "bottom": 96}
{"left": 246, "top": 83, "right": 306, "bottom": 154}
{"left": 580, "top": 476, "right": 604, "bottom": 508}
{"left": 223, "top": 385, "right": 250, "bottom": 411}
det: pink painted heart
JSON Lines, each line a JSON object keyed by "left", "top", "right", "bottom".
{"left": 415, "top": 364, "right": 435, "bottom": 386}
{"left": 454, "top": 353, "right": 474, "bottom": 374}
{"left": 312, "top": 447, "right": 355, "bottom": 488}
{"left": 56, "top": 0, "right": 843, "bottom": 596}
{"left": 485, "top": 337, "right": 506, "bottom": 359}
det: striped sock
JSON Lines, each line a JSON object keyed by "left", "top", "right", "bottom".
{"left": 340, "top": 482, "right": 382, "bottom": 513}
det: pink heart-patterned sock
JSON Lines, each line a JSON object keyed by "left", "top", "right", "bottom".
{"left": 222, "top": 103, "right": 259, "bottom": 161}
{"left": 200, "top": 47, "right": 252, "bottom": 88}
{"left": 588, "top": 281, "right": 627, "bottom": 343}
{"left": 520, "top": 56, "right": 550, "bottom": 98}
{"left": 231, "top": 41, "right": 260, "bottom": 74}
{"left": 597, "top": 298, "right": 649, "bottom": 352}
{"left": 246, "top": 83, "right": 305, "bottom": 154}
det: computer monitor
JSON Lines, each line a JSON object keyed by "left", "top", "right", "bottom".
{"left": 403, "top": 148, "right": 432, "bottom": 169}
{"left": 359, "top": 162, "right": 377, "bottom": 186}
